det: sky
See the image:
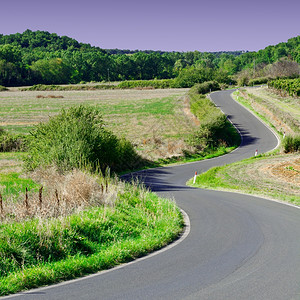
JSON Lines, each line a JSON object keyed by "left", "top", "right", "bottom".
{"left": 1, "top": 0, "right": 299, "bottom": 52}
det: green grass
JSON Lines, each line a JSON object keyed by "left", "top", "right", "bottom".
{"left": 187, "top": 154, "right": 300, "bottom": 206}
{"left": 0, "top": 182, "right": 184, "bottom": 296}
{"left": 0, "top": 173, "right": 39, "bottom": 198}
{"left": 0, "top": 152, "right": 39, "bottom": 198}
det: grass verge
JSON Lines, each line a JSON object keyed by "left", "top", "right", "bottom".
{"left": 187, "top": 153, "right": 300, "bottom": 206}
{"left": 0, "top": 179, "right": 184, "bottom": 296}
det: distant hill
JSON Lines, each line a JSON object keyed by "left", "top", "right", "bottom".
{"left": 0, "top": 30, "right": 299, "bottom": 86}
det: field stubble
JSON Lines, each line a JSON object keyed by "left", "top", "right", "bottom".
{"left": 0, "top": 88, "right": 194, "bottom": 160}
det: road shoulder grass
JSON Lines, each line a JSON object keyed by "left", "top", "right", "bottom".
{"left": 187, "top": 153, "right": 300, "bottom": 206}
{"left": 0, "top": 181, "right": 184, "bottom": 296}
{"left": 187, "top": 87, "right": 300, "bottom": 207}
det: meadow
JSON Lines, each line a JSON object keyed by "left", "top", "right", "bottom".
{"left": 0, "top": 88, "right": 194, "bottom": 160}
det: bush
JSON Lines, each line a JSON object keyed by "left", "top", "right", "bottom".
{"left": 187, "top": 88, "right": 240, "bottom": 151}
{"left": 0, "top": 128, "right": 26, "bottom": 152}
{"left": 283, "top": 135, "right": 300, "bottom": 153}
{"left": 117, "top": 79, "right": 176, "bottom": 89}
{"left": 191, "top": 81, "right": 220, "bottom": 95}
{"left": 188, "top": 115, "right": 240, "bottom": 151}
{"left": 248, "top": 77, "right": 270, "bottom": 86}
{"left": 0, "top": 85, "right": 8, "bottom": 91}
{"left": 24, "top": 106, "right": 140, "bottom": 172}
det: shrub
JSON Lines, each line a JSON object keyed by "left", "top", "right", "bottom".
{"left": 248, "top": 77, "right": 270, "bottom": 86}
{"left": 187, "top": 87, "right": 240, "bottom": 151}
{"left": 0, "top": 129, "right": 26, "bottom": 152}
{"left": 283, "top": 135, "right": 300, "bottom": 153}
{"left": 0, "top": 85, "right": 8, "bottom": 91}
{"left": 117, "top": 79, "right": 176, "bottom": 89}
{"left": 268, "top": 78, "right": 300, "bottom": 97}
{"left": 188, "top": 115, "right": 240, "bottom": 151}
{"left": 24, "top": 106, "right": 140, "bottom": 172}
{"left": 191, "top": 81, "right": 220, "bottom": 95}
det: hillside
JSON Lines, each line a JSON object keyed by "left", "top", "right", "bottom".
{"left": 0, "top": 30, "right": 299, "bottom": 87}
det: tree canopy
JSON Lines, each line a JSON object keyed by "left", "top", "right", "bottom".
{"left": 0, "top": 30, "right": 299, "bottom": 86}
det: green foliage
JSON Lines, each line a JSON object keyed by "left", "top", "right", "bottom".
{"left": 268, "top": 78, "right": 300, "bottom": 96}
{"left": 0, "top": 128, "right": 26, "bottom": 152}
{"left": 283, "top": 135, "right": 300, "bottom": 153}
{"left": 24, "top": 106, "right": 140, "bottom": 172}
{"left": 187, "top": 88, "right": 240, "bottom": 151}
{"left": 174, "top": 67, "right": 214, "bottom": 87}
{"left": 0, "top": 182, "right": 183, "bottom": 295}
{"left": 0, "top": 30, "right": 299, "bottom": 87}
{"left": 248, "top": 77, "right": 270, "bottom": 86}
{"left": 0, "top": 85, "right": 7, "bottom": 91}
{"left": 30, "top": 58, "right": 73, "bottom": 84}
{"left": 117, "top": 79, "right": 176, "bottom": 89}
{"left": 191, "top": 81, "right": 220, "bottom": 94}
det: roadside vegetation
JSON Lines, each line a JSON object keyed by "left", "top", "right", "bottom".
{"left": 0, "top": 168, "right": 183, "bottom": 296}
{"left": 189, "top": 86, "right": 300, "bottom": 205}
{"left": 0, "top": 104, "right": 184, "bottom": 296}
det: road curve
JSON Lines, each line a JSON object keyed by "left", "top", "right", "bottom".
{"left": 4, "top": 90, "right": 300, "bottom": 299}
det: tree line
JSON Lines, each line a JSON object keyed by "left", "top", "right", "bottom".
{"left": 0, "top": 30, "right": 299, "bottom": 86}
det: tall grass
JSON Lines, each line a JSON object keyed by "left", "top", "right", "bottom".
{"left": 283, "top": 135, "right": 300, "bottom": 153}
{"left": 187, "top": 87, "right": 240, "bottom": 152}
{"left": 0, "top": 167, "right": 184, "bottom": 295}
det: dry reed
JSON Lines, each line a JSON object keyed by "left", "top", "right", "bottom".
{"left": 1, "top": 167, "right": 121, "bottom": 223}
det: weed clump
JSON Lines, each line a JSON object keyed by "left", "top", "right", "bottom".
{"left": 283, "top": 135, "right": 300, "bottom": 153}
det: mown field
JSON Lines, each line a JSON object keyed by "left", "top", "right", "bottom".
{"left": 189, "top": 86, "right": 300, "bottom": 206}
{"left": 0, "top": 88, "right": 194, "bottom": 160}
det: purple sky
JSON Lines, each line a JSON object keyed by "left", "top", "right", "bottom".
{"left": 1, "top": 0, "right": 299, "bottom": 52}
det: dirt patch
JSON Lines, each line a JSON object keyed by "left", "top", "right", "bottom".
{"left": 268, "top": 157, "right": 300, "bottom": 185}
{"left": 183, "top": 96, "right": 200, "bottom": 126}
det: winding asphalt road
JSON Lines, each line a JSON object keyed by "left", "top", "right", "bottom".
{"left": 4, "top": 90, "right": 300, "bottom": 299}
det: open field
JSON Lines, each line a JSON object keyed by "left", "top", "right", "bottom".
{"left": 0, "top": 88, "right": 194, "bottom": 160}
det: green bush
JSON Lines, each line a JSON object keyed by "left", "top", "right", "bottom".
{"left": 0, "top": 85, "right": 8, "bottom": 91}
{"left": 268, "top": 78, "right": 300, "bottom": 97}
{"left": 192, "top": 81, "right": 220, "bottom": 95}
{"left": 187, "top": 87, "right": 240, "bottom": 151}
{"left": 0, "top": 128, "right": 26, "bottom": 152}
{"left": 117, "top": 79, "right": 176, "bottom": 89}
{"left": 24, "top": 106, "right": 140, "bottom": 172}
{"left": 283, "top": 135, "right": 300, "bottom": 153}
{"left": 248, "top": 77, "right": 271, "bottom": 86}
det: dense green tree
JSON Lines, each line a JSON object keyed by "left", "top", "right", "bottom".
{"left": 30, "top": 58, "right": 72, "bottom": 84}
{"left": 0, "top": 30, "right": 298, "bottom": 86}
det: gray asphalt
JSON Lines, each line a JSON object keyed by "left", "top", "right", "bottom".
{"left": 4, "top": 90, "right": 300, "bottom": 300}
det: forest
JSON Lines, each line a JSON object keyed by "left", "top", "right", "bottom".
{"left": 0, "top": 30, "right": 299, "bottom": 86}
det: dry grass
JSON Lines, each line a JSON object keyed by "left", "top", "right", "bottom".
{"left": 242, "top": 87, "right": 300, "bottom": 135}
{"left": 0, "top": 88, "right": 195, "bottom": 160}
{"left": 224, "top": 154, "right": 300, "bottom": 196}
{"left": 0, "top": 168, "right": 121, "bottom": 223}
